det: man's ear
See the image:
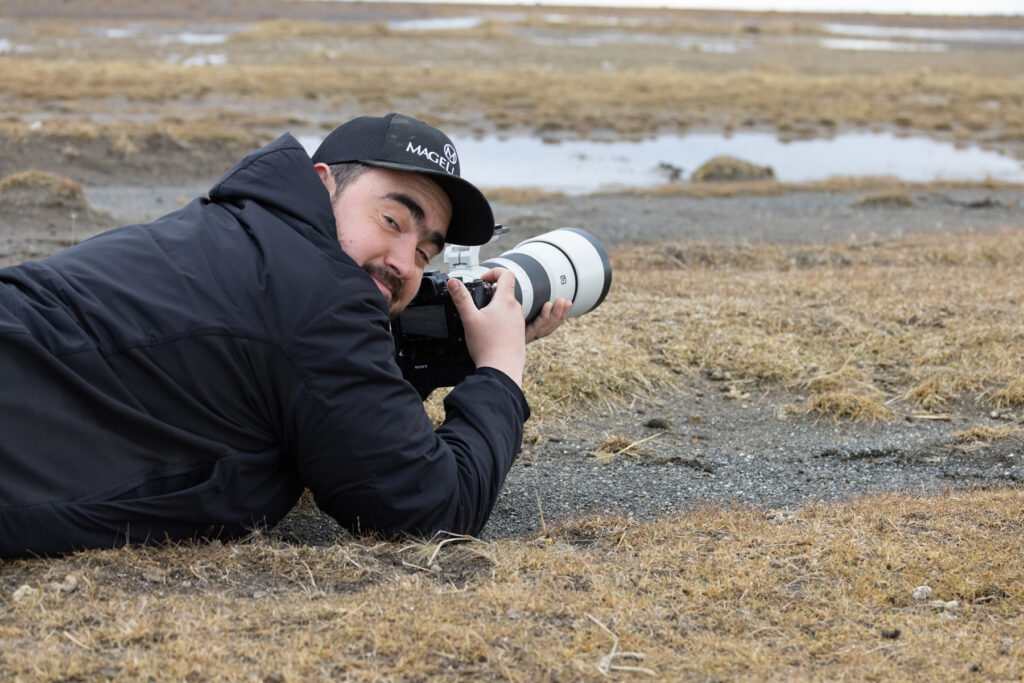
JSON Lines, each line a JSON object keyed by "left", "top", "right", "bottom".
{"left": 314, "top": 162, "right": 334, "bottom": 193}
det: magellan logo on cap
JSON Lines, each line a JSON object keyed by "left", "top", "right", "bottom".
{"left": 406, "top": 142, "right": 458, "bottom": 175}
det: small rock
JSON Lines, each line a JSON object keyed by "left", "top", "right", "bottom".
{"left": 765, "top": 510, "right": 796, "bottom": 523}
{"left": 12, "top": 584, "right": 38, "bottom": 605}
{"left": 505, "top": 608, "right": 521, "bottom": 620}
{"left": 143, "top": 568, "right": 167, "bottom": 583}
{"left": 59, "top": 574, "right": 79, "bottom": 593}
{"left": 880, "top": 628, "right": 901, "bottom": 639}
{"left": 45, "top": 574, "right": 80, "bottom": 595}
{"left": 644, "top": 417, "right": 671, "bottom": 429}
{"left": 912, "top": 585, "right": 932, "bottom": 601}
{"left": 429, "top": 564, "right": 442, "bottom": 573}
{"left": 929, "top": 599, "right": 959, "bottom": 610}
{"left": 657, "top": 161, "right": 684, "bottom": 182}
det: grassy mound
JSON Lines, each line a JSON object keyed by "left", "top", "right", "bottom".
{"left": 0, "top": 170, "right": 86, "bottom": 207}
{"left": 692, "top": 155, "right": 776, "bottom": 182}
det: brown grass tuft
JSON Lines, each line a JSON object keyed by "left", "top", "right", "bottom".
{"left": 853, "top": 190, "right": 915, "bottom": 207}
{"left": 807, "top": 391, "right": 895, "bottom": 422}
{"left": 951, "top": 425, "right": 1021, "bottom": 443}
{"left": 991, "top": 377, "right": 1024, "bottom": 409}
{"left": 691, "top": 155, "right": 775, "bottom": 182}
{"left": 0, "top": 170, "right": 84, "bottom": 202}
{"left": 591, "top": 433, "right": 662, "bottom": 462}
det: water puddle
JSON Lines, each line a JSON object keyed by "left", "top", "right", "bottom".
{"left": 521, "top": 29, "right": 747, "bottom": 53}
{"left": 178, "top": 54, "right": 227, "bottom": 67}
{"left": 81, "top": 24, "right": 239, "bottom": 46}
{"left": 298, "top": 132, "right": 1024, "bottom": 194}
{"left": 822, "top": 23, "right": 1024, "bottom": 45}
{"left": 818, "top": 37, "right": 946, "bottom": 51}
{"left": 387, "top": 16, "right": 487, "bottom": 31}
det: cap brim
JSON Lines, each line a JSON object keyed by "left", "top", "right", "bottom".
{"left": 364, "top": 161, "right": 495, "bottom": 246}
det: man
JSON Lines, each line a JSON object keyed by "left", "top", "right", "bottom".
{"left": 0, "top": 113, "right": 568, "bottom": 558}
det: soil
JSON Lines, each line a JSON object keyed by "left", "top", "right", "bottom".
{"left": 2, "top": 0, "right": 1023, "bottom": 543}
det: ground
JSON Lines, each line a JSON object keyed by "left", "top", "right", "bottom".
{"left": 3, "top": 3, "right": 1024, "bottom": 679}
{"left": 2, "top": 0, "right": 1023, "bottom": 536}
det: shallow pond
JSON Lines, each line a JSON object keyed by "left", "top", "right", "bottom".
{"left": 298, "top": 131, "right": 1024, "bottom": 194}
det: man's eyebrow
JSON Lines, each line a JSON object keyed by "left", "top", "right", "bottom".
{"left": 384, "top": 192, "right": 425, "bottom": 222}
{"left": 385, "top": 192, "right": 445, "bottom": 253}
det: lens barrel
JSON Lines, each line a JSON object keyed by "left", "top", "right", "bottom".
{"left": 475, "top": 227, "right": 612, "bottom": 322}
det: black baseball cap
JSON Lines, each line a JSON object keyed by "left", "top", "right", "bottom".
{"left": 311, "top": 113, "right": 494, "bottom": 246}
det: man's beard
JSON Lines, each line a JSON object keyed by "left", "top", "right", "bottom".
{"left": 363, "top": 262, "right": 404, "bottom": 316}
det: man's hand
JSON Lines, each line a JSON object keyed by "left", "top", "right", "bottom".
{"left": 447, "top": 269, "right": 526, "bottom": 388}
{"left": 525, "top": 298, "right": 570, "bottom": 343}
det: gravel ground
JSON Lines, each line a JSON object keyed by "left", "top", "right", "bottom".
{"left": 82, "top": 185, "right": 1023, "bottom": 251}
{"left": 493, "top": 188, "right": 1023, "bottom": 248}
{"left": 485, "top": 380, "right": 1023, "bottom": 539}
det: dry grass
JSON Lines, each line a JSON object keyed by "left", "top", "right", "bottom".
{"left": 853, "top": 190, "right": 915, "bottom": 207}
{"left": 515, "top": 229, "right": 1024, "bottom": 422}
{"left": 0, "top": 169, "right": 84, "bottom": 202}
{"left": 618, "top": 176, "right": 1024, "bottom": 200}
{"left": 2, "top": 9, "right": 1023, "bottom": 141}
{"left": 2, "top": 8, "right": 1023, "bottom": 678}
{"left": 3, "top": 489, "right": 1022, "bottom": 679}
{"left": 2, "top": 58, "right": 1019, "bottom": 140}
{"left": 591, "top": 433, "right": 663, "bottom": 462}
{"left": 951, "top": 425, "right": 1021, "bottom": 444}
{"left": 691, "top": 155, "right": 775, "bottom": 182}
{"left": 991, "top": 377, "right": 1024, "bottom": 409}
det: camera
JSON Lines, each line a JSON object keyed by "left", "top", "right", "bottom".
{"left": 392, "top": 227, "right": 612, "bottom": 390}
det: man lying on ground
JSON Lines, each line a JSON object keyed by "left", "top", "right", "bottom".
{"left": 0, "top": 113, "right": 568, "bottom": 558}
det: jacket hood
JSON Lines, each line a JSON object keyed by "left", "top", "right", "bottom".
{"left": 209, "top": 134, "right": 337, "bottom": 240}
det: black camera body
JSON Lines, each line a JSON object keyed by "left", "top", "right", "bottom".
{"left": 392, "top": 227, "right": 611, "bottom": 391}
{"left": 392, "top": 271, "right": 494, "bottom": 391}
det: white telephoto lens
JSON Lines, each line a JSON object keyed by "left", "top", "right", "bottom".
{"left": 481, "top": 227, "right": 611, "bottom": 321}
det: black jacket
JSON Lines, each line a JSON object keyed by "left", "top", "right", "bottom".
{"left": 0, "top": 134, "right": 528, "bottom": 558}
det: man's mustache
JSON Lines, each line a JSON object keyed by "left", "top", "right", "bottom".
{"left": 364, "top": 263, "right": 402, "bottom": 310}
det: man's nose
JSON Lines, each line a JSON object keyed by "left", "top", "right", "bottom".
{"left": 385, "top": 236, "right": 418, "bottom": 278}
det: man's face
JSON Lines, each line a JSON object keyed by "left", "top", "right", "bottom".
{"left": 317, "top": 165, "right": 451, "bottom": 316}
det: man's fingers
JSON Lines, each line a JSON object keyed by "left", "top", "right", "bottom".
{"left": 525, "top": 297, "right": 571, "bottom": 343}
{"left": 480, "top": 267, "right": 515, "bottom": 292}
{"left": 446, "top": 277, "right": 478, "bottom": 320}
{"left": 493, "top": 269, "right": 516, "bottom": 296}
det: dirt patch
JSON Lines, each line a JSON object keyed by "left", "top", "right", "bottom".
{"left": 0, "top": 170, "right": 113, "bottom": 264}
{"left": 0, "top": 131, "right": 250, "bottom": 187}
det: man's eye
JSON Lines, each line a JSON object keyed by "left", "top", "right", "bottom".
{"left": 416, "top": 249, "right": 430, "bottom": 263}
{"left": 384, "top": 215, "right": 398, "bottom": 229}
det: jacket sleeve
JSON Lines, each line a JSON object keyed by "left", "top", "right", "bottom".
{"left": 285, "top": 280, "right": 529, "bottom": 538}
